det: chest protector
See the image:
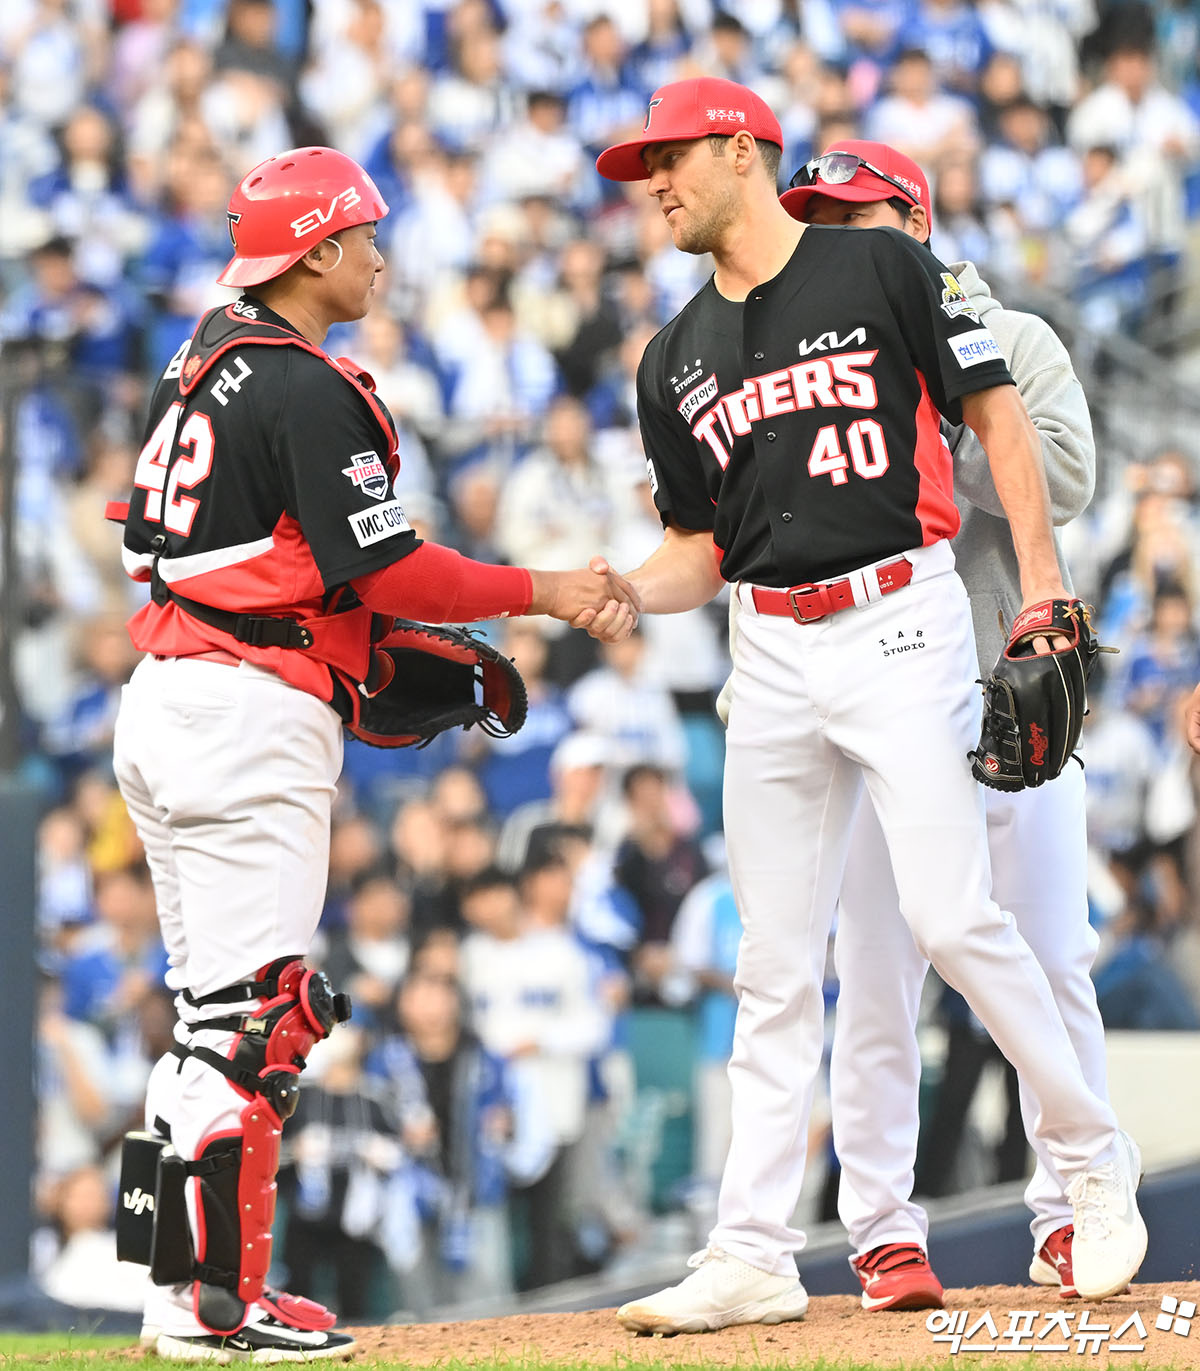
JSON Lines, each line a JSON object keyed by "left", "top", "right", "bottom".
{"left": 115, "top": 303, "right": 400, "bottom": 702}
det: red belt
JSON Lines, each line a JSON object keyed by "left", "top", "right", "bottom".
{"left": 153, "top": 649, "right": 241, "bottom": 666}
{"left": 750, "top": 557, "right": 914, "bottom": 623}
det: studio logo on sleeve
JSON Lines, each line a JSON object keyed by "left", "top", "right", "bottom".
{"left": 670, "top": 358, "right": 704, "bottom": 394}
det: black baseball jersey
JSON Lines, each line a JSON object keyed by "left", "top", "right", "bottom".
{"left": 121, "top": 297, "right": 420, "bottom": 700}
{"left": 637, "top": 225, "right": 1014, "bottom": 587}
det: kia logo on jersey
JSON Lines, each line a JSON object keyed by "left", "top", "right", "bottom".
{"left": 290, "top": 187, "right": 363, "bottom": 239}
{"left": 797, "top": 327, "right": 867, "bottom": 356}
{"left": 341, "top": 451, "right": 389, "bottom": 500}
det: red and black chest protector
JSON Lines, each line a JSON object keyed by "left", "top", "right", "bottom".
{"left": 113, "top": 303, "right": 401, "bottom": 710}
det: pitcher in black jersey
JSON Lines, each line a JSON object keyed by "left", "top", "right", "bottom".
{"left": 110, "top": 146, "right": 637, "bottom": 1362}
{"left": 586, "top": 77, "right": 1145, "bottom": 1333}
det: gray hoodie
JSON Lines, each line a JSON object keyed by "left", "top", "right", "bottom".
{"left": 715, "top": 259, "right": 1094, "bottom": 722}
{"left": 944, "top": 259, "right": 1095, "bottom": 671}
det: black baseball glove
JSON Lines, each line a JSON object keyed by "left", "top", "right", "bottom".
{"left": 968, "top": 598, "right": 1110, "bottom": 792}
{"left": 347, "top": 619, "right": 527, "bottom": 749}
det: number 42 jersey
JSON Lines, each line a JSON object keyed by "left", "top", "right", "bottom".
{"left": 637, "top": 224, "right": 1014, "bottom": 588}
{"left": 119, "top": 297, "right": 421, "bottom": 701}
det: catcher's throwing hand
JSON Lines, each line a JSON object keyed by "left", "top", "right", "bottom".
{"left": 529, "top": 563, "right": 640, "bottom": 627}
{"left": 569, "top": 556, "right": 640, "bottom": 640}
{"left": 969, "top": 597, "right": 1110, "bottom": 791}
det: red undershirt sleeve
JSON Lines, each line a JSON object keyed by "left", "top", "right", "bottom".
{"left": 351, "top": 541, "right": 533, "bottom": 623}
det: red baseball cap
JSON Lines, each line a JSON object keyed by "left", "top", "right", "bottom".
{"left": 596, "top": 77, "right": 783, "bottom": 182}
{"left": 779, "top": 140, "right": 930, "bottom": 222}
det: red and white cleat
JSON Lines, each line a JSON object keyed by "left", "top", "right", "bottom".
{"left": 1030, "top": 1225, "right": 1078, "bottom": 1300}
{"left": 852, "top": 1243, "right": 945, "bottom": 1312}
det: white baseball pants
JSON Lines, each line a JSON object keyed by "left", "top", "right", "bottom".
{"left": 711, "top": 541, "right": 1118, "bottom": 1277}
{"left": 113, "top": 654, "right": 343, "bottom": 1334}
{"left": 832, "top": 762, "right": 1109, "bottom": 1257}
{"left": 113, "top": 654, "right": 342, "bottom": 998}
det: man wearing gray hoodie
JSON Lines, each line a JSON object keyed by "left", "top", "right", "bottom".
{"left": 726, "top": 140, "right": 1108, "bottom": 1311}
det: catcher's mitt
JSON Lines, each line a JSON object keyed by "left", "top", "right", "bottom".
{"left": 968, "top": 598, "right": 1111, "bottom": 792}
{"left": 347, "top": 619, "right": 527, "bottom": 749}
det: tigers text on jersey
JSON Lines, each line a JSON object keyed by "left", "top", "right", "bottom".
{"left": 637, "top": 225, "right": 1014, "bottom": 587}
{"left": 120, "top": 298, "right": 420, "bottom": 700}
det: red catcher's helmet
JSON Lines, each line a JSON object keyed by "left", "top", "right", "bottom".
{"left": 217, "top": 146, "right": 389, "bottom": 289}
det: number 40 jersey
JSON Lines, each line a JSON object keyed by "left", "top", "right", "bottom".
{"left": 637, "top": 224, "right": 1014, "bottom": 589}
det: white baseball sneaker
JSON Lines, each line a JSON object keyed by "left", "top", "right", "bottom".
{"left": 616, "top": 1245, "right": 809, "bottom": 1335}
{"left": 1068, "top": 1130, "right": 1147, "bottom": 1301}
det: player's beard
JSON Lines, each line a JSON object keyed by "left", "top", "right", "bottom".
{"left": 670, "top": 183, "right": 740, "bottom": 255}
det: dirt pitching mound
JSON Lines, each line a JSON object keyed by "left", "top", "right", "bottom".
{"left": 350, "top": 1282, "right": 1200, "bottom": 1367}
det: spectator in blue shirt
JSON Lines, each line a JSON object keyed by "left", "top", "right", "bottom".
{"left": 138, "top": 143, "right": 234, "bottom": 374}
{"left": 627, "top": 1, "right": 692, "bottom": 99}
{"left": 907, "top": 0, "right": 992, "bottom": 94}
{"left": 567, "top": 16, "right": 645, "bottom": 204}
{"left": 58, "top": 865, "right": 166, "bottom": 1034}
{"left": 978, "top": 94, "right": 1083, "bottom": 235}
{"left": 1, "top": 237, "right": 139, "bottom": 475}
{"left": 368, "top": 964, "right": 523, "bottom": 1310}
{"left": 1119, "top": 582, "right": 1200, "bottom": 747}
{"left": 830, "top": 0, "right": 914, "bottom": 93}
{"left": 472, "top": 620, "right": 574, "bottom": 819}
{"left": 28, "top": 105, "right": 147, "bottom": 287}
{"left": 41, "top": 612, "right": 139, "bottom": 789}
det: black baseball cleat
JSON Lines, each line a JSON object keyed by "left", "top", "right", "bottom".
{"left": 155, "top": 1313, "right": 356, "bottom": 1364}
{"left": 142, "top": 1289, "right": 339, "bottom": 1348}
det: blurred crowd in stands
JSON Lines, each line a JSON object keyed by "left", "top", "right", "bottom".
{"left": 6, "top": 0, "right": 1200, "bottom": 1323}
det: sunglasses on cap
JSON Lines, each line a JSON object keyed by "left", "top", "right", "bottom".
{"left": 788, "top": 151, "right": 919, "bottom": 205}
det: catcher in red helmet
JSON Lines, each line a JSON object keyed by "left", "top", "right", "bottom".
{"left": 108, "top": 148, "right": 638, "bottom": 1362}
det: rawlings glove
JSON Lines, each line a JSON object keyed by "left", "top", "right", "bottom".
{"left": 968, "top": 598, "right": 1111, "bottom": 792}
{"left": 347, "top": 619, "right": 527, "bottom": 749}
